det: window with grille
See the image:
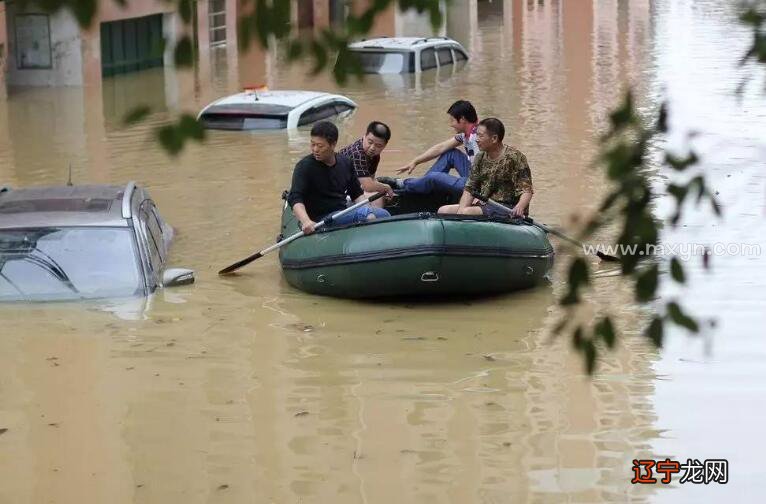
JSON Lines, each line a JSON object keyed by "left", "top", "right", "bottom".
{"left": 209, "top": 0, "right": 227, "bottom": 46}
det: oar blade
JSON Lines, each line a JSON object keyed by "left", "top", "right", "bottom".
{"left": 596, "top": 251, "right": 621, "bottom": 263}
{"left": 218, "top": 252, "right": 263, "bottom": 276}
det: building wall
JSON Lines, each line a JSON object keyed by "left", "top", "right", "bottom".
{"left": 5, "top": 3, "right": 84, "bottom": 86}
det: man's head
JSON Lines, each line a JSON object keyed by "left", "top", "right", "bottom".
{"left": 446, "top": 100, "right": 478, "bottom": 133}
{"left": 362, "top": 121, "right": 391, "bottom": 158}
{"left": 476, "top": 118, "right": 505, "bottom": 152}
{"left": 310, "top": 121, "right": 339, "bottom": 164}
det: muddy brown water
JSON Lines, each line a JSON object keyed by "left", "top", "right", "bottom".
{"left": 1, "top": 1, "right": 764, "bottom": 502}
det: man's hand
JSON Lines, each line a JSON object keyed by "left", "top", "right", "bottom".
{"left": 300, "top": 219, "right": 318, "bottom": 234}
{"left": 510, "top": 203, "right": 526, "bottom": 218}
{"left": 395, "top": 162, "right": 416, "bottom": 175}
{"left": 381, "top": 184, "right": 395, "bottom": 198}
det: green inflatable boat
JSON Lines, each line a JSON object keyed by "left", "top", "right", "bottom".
{"left": 278, "top": 192, "right": 554, "bottom": 298}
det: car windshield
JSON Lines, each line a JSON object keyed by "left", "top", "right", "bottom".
{"left": 0, "top": 227, "right": 144, "bottom": 302}
{"left": 199, "top": 102, "right": 291, "bottom": 130}
{"left": 353, "top": 51, "right": 409, "bottom": 73}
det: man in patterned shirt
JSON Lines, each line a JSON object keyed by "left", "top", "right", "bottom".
{"left": 438, "top": 118, "right": 533, "bottom": 218}
{"left": 338, "top": 121, "right": 395, "bottom": 208}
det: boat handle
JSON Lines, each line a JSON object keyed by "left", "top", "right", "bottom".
{"left": 421, "top": 271, "right": 439, "bottom": 282}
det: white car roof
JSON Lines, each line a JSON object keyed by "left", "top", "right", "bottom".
{"left": 207, "top": 90, "right": 338, "bottom": 111}
{"left": 348, "top": 36, "right": 463, "bottom": 51}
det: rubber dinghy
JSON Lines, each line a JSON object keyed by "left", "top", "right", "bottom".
{"left": 278, "top": 192, "right": 554, "bottom": 298}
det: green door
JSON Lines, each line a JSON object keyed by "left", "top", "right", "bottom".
{"left": 101, "top": 14, "right": 164, "bottom": 77}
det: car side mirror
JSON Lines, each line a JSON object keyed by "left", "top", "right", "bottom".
{"left": 162, "top": 268, "right": 195, "bottom": 288}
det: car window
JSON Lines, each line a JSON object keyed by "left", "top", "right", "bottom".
{"left": 0, "top": 227, "right": 143, "bottom": 301}
{"left": 145, "top": 206, "right": 166, "bottom": 262}
{"left": 200, "top": 113, "right": 287, "bottom": 130}
{"left": 437, "top": 47, "right": 453, "bottom": 66}
{"left": 333, "top": 102, "right": 355, "bottom": 114}
{"left": 139, "top": 208, "right": 163, "bottom": 273}
{"left": 453, "top": 49, "right": 468, "bottom": 62}
{"left": 420, "top": 48, "right": 437, "bottom": 71}
{"left": 353, "top": 51, "right": 407, "bottom": 73}
{"left": 298, "top": 103, "right": 338, "bottom": 126}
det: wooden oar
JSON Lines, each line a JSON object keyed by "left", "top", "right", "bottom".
{"left": 483, "top": 197, "right": 621, "bottom": 263}
{"left": 218, "top": 192, "right": 386, "bottom": 275}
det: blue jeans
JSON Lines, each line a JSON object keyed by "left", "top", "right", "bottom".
{"left": 321, "top": 205, "right": 390, "bottom": 227}
{"left": 402, "top": 149, "right": 470, "bottom": 197}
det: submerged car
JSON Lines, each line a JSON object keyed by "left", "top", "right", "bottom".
{"left": 345, "top": 36, "right": 469, "bottom": 74}
{"left": 197, "top": 89, "right": 357, "bottom": 130}
{"left": 0, "top": 183, "right": 194, "bottom": 302}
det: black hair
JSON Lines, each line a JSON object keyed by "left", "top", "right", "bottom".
{"left": 366, "top": 121, "right": 391, "bottom": 142}
{"left": 310, "top": 121, "right": 339, "bottom": 144}
{"left": 478, "top": 117, "right": 505, "bottom": 142}
{"left": 447, "top": 100, "right": 478, "bottom": 123}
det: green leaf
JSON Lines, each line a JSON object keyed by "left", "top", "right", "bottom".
{"left": 608, "top": 91, "right": 635, "bottom": 131}
{"left": 552, "top": 317, "right": 568, "bottom": 336}
{"left": 178, "top": 0, "right": 194, "bottom": 24}
{"left": 122, "top": 105, "right": 152, "bottom": 126}
{"left": 157, "top": 125, "right": 183, "bottom": 156}
{"left": 309, "top": 40, "right": 329, "bottom": 76}
{"left": 635, "top": 263, "right": 659, "bottom": 302}
{"left": 174, "top": 36, "right": 194, "bottom": 67}
{"left": 739, "top": 8, "right": 764, "bottom": 27}
{"left": 670, "top": 257, "right": 685, "bottom": 283}
{"left": 178, "top": 114, "right": 205, "bottom": 141}
{"left": 572, "top": 326, "right": 584, "bottom": 349}
{"left": 657, "top": 102, "right": 668, "bottom": 133}
{"left": 70, "top": 0, "right": 98, "bottom": 28}
{"left": 583, "top": 339, "right": 597, "bottom": 375}
{"left": 710, "top": 197, "right": 722, "bottom": 216}
{"left": 594, "top": 317, "right": 616, "bottom": 349}
{"left": 666, "top": 302, "right": 700, "bottom": 333}
{"left": 667, "top": 183, "right": 688, "bottom": 204}
{"left": 665, "top": 151, "right": 698, "bottom": 171}
{"left": 568, "top": 258, "right": 590, "bottom": 288}
{"left": 645, "top": 317, "right": 664, "bottom": 347}
{"left": 253, "top": 0, "right": 270, "bottom": 47}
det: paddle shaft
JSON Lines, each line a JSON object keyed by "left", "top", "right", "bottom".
{"left": 483, "top": 198, "right": 620, "bottom": 262}
{"left": 218, "top": 192, "right": 386, "bottom": 275}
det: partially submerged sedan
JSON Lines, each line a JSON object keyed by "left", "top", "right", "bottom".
{"left": 197, "top": 89, "right": 357, "bottom": 130}
{"left": 0, "top": 183, "right": 194, "bottom": 302}
{"left": 345, "top": 36, "right": 469, "bottom": 74}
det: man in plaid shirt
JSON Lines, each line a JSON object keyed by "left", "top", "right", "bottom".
{"left": 338, "top": 121, "right": 395, "bottom": 208}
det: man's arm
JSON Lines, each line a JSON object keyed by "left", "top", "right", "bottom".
{"left": 512, "top": 154, "right": 534, "bottom": 217}
{"left": 287, "top": 161, "right": 318, "bottom": 234}
{"left": 292, "top": 203, "right": 318, "bottom": 234}
{"left": 346, "top": 159, "right": 365, "bottom": 203}
{"left": 456, "top": 190, "right": 475, "bottom": 214}
{"left": 359, "top": 177, "right": 395, "bottom": 197}
{"left": 512, "top": 192, "right": 533, "bottom": 218}
{"left": 396, "top": 137, "right": 461, "bottom": 175}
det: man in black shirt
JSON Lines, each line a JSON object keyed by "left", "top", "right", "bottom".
{"left": 288, "top": 121, "right": 391, "bottom": 234}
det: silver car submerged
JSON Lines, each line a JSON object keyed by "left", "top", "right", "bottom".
{"left": 0, "top": 182, "right": 194, "bottom": 302}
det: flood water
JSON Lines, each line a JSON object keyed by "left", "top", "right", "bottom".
{"left": 1, "top": 0, "right": 764, "bottom": 502}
